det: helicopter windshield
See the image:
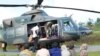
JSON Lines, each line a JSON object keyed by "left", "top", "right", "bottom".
{"left": 62, "top": 20, "right": 75, "bottom": 32}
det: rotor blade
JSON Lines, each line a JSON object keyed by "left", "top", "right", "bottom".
{"left": 37, "top": 0, "right": 43, "bottom": 5}
{"left": 43, "top": 6, "right": 100, "bottom": 14}
{"left": 0, "top": 4, "right": 31, "bottom": 7}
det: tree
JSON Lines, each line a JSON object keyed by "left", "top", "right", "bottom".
{"left": 95, "top": 18, "right": 100, "bottom": 26}
{"left": 87, "top": 18, "right": 93, "bottom": 29}
{"left": 96, "top": 18, "right": 100, "bottom": 23}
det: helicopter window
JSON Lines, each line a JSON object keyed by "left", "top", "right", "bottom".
{"left": 15, "top": 18, "right": 23, "bottom": 24}
{"left": 31, "top": 15, "right": 36, "bottom": 21}
{"left": 15, "top": 18, "right": 29, "bottom": 25}
{"left": 63, "top": 20, "right": 74, "bottom": 32}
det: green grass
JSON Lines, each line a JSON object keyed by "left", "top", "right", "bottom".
{"left": 6, "top": 45, "right": 16, "bottom": 49}
{"left": 88, "top": 51, "right": 100, "bottom": 56}
{"left": 0, "top": 45, "right": 16, "bottom": 50}
{"left": 0, "top": 53, "right": 19, "bottom": 56}
{"left": 76, "top": 30, "right": 100, "bottom": 45}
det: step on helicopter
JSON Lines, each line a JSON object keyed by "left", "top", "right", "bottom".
{"left": 0, "top": 0, "right": 99, "bottom": 51}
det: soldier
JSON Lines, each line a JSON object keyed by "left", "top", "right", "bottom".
{"left": 45, "top": 22, "right": 53, "bottom": 38}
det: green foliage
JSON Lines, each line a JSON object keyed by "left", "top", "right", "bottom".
{"left": 95, "top": 18, "right": 100, "bottom": 27}
{"left": 93, "top": 25, "right": 100, "bottom": 31}
{"left": 96, "top": 18, "right": 100, "bottom": 23}
{"left": 76, "top": 31, "right": 100, "bottom": 45}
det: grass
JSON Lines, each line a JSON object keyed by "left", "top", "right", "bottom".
{"left": 0, "top": 52, "right": 35, "bottom": 56}
{"left": 0, "top": 45, "right": 16, "bottom": 50}
{"left": 75, "top": 30, "right": 100, "bottom": 45}
{"left": 0, "top": 53, "right": 19, "bottom": 56}
{"left": 88, "top": 51, "right": 100, "bottom": 56}
{"left": 77, "top": 51, "right": 100, "bottom": 56}
{"left": 0, "top": 51, "right": 100, "bottom": 56}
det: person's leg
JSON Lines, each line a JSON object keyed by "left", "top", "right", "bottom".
{"left": 33, "top": 37, "right": 38, "bottom": 51}
{"left": 3, "top": 42, "right": 7, "bottom": 52}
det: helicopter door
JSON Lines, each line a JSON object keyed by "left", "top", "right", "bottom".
{"left": 59, "top": 19, "right": 78, "bottom": 40}
{"left": 59, "top": 18, "right": 81, "bottom": 41}
{"left": 58, "top": 19, "right": 76, "bottom": 36}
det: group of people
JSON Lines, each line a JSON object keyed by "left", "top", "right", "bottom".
{"left": 22, "top": 21, "right": 88, "bottom": 56}
{"left": 19, "top": 42, "right": 88, "bottom": 56}
{"left": 29, "top": 22, "right": 58, "bottom": 39}
{"left": 28, "top": 22, "right": 58, "bottom": 51}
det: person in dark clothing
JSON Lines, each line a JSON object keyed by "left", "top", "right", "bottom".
{"left": 49, "top": 42, "right": 61, "bottom": 56}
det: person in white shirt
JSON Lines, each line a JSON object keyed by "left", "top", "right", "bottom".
{"left": 36, "top": 42, "right": 50, "bottom": 56}
{"left": 31, "top": 25, "right": 39, "bottom": 38}
{"left": 28, "top": 25, "right": 39, "bottom": 52}
{"left": 61, "top": 44, "right": 71, "bottom": 56}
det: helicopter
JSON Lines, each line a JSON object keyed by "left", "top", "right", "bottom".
{"left": 0, "top": 0, "right": 98, "bottom": 51}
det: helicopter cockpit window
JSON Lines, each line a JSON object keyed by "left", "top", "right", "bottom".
{"left": 63, "top": 20, "right": 74, "bottom": 32}
{"left": 3, "top": 19, "right": 13, "bottom": 28}
{"left": 15, "top": 18, "right": 29, "bottom": 25}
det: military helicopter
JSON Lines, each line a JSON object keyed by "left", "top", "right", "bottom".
{"left": 0, "top": 0, "right": 99, "bottom": 51}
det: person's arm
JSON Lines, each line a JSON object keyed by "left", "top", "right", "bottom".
{"left": 28, "top": 34, "right": 33, "bottom": 43}
{"left": 19, "top": 54, "right": 28, "bottom": 56}
{"left": 47, "top": 50, "right": 50, "bottom": 56}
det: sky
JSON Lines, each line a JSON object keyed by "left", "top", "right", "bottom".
{"left": 0, "top": 0, "right": 100, "bottom": 24}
